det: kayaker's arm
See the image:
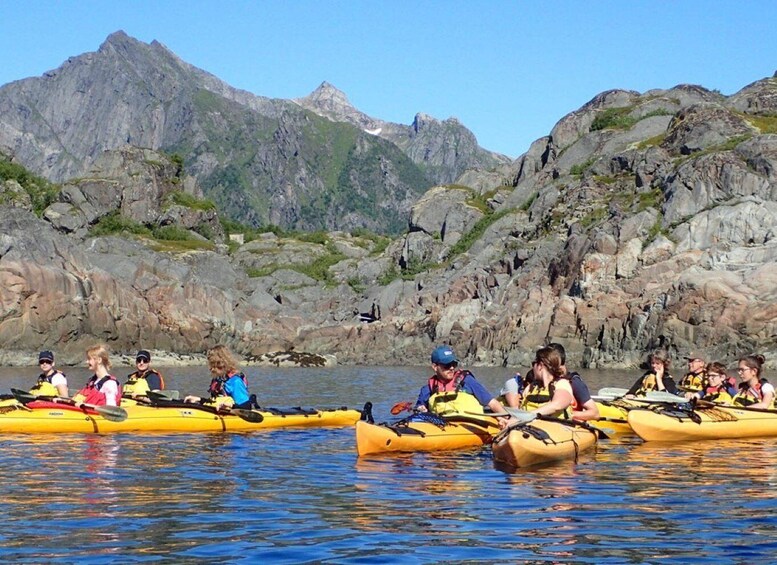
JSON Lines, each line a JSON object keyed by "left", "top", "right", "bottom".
{"left": 570, "top": 398, "right": 599, "bottom": 422}
{"left": 414, "top": 385, "right": 431, "bottom": 412}
{"left": 486, "top": 397, "right": 505, "bottom": 415}
{"left": 533, "top": 388, "right": 574, "bottom": 417}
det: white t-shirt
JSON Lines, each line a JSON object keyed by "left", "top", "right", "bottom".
{"left": 99, "top": 379, "right": 120, "bottom": 406}
{"left": 501, "top": 377, "right": 521, "bottom": 396}
{"left": 50, "top": 372, "right": 67, "bottom": 389}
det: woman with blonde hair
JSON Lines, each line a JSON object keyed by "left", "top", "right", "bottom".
{"left": 72, "top": 344, "right": 122, "bottom": 407}
{"left": 185, "top": 345, "right": 257, "bottom": 410}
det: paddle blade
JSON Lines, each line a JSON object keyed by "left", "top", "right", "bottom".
{"left": 149, "top": 389, "right": 180, "bottom": 400}
{"left": 597, "top": 387, "right": 629, "bottom": 398}
{"left": 502, "top": 406, "right": 538, "bottom": 425}
{"left": 230, "top": 408, "right": 264, "bottom": 423}
{"left": 92, "top": 405, "right": 128, "bottom": 422}
{"left": 10, "top": 388, "right": 37, "bottom": 404}
{"left": 390, "top": 401, "right": 413, "bottom": 415}
{"left": 643, "top": 391, "right": 689, "bottom": 404}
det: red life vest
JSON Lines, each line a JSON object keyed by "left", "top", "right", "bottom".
{"left": 76, "top": 375, "right": 122, "bottom": 406}
{"left": 427, "top": 370, "right": 470, "bottom": 394}
{"left": 208, "top": 372, "right": 247, "bottom": 398}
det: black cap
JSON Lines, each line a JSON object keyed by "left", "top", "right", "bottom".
{"left": 136, "top": 349, "right": 151, "bottom": 362}
{"left": 38, "top": 350, "right": 54, "bottom": 363}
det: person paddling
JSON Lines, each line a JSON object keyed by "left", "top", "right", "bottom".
{"left": 72, "top": 344, "right": 122, "bottom": 407}
{"left": 415, "top": 345, "right": 504, "bottom": 416}
{"left": 30, "top": 350, "right": 69, "bottom": 397}
{"left": 184, "top": 345, "right": 258, "bottom": 410}
{"left": 123, "top": 349, "right": 165, "bottom": 398}
{"left": 626, "top": 350, "right": 678, "bottom": 396}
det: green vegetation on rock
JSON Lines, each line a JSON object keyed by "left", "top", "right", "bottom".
{"left": 0, "top": 154, "right": 59, "bottom": 215}
{"left": 89, "top": 211, "right": 152, "bottom": 237}
{"left": 246, "top": 238, "right": 346, "bottom": 286}
{"left": 737, "top": 112, "right": 777, "bottom": 134}
{"left": 591, "top": 106, "right": 672, "bottom": 132}
{"left": 165, "top": 190, "right": 217, "bottom": 211}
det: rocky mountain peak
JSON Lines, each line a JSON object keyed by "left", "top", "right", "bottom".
{"left": 98, "top": 30, "right": 142, "bottom": 55}
{"left": 306, "top": 81, "right": 354, "bottom": 108}
{"left": 294, "top": 81, "right": 370, "bottom": 128}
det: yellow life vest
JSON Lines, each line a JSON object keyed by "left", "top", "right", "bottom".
{"left": 732, "top": 381, "right": 774, "bottom": 409}
{"left": 521, "top": 382, "right": 552, "bottom": 411}
{"left": 521, "top": 379, "right": 575, "bottom": 418}
{"left": 29, "top": 381, "right": 59, "bottom": 397}
{"left": 702, "top": 388, "right": 733, "bottom": 405}
{"left": 679, "top": 371, "right": 706, "bottom": 392}
{"left": 633, "top": 372, "right": 665, "bottom": 396}
{"left": 428, "top": 390, "right": 483, "bottom": 416}
{"left": 123, "top": 374, "right": 151, "bottom": 396}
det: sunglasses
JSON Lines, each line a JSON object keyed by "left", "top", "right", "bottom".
{"left": 439, "top": 362, "right": 458, "bottom": 370}
{"left": 136, "top": 358, "right": 150, "bottom": 364}
{"left": 39, "top": 360, "right": 52, "bottom": 365}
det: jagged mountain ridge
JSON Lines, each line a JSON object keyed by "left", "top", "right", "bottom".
{"left": 294, "top": 82, "right": 510, "bottom": 182}
{"left": 0, "top": 31, "right": 505, "bottom": 234}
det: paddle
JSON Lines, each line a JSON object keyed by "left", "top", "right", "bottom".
{"left": 228, "top": 408, "right": 265, "bottom": 423}
{"left": 145, "top": 391, "right": 264, "bottom": 423}
{"left": 693, "top": 398, "right": 777, "bottom": 414}
{"left": 147, "top": 389, "right": 180, "bottom": 400}
{"left": 126, "top": 389, "right": 180, "bottom": 402}
{"left": 548, "top": 415, "right": 610, "bottom": 439}
{"left": 11, "top": 388, "right": 128, "bottom": 422}
{"left": 597, "top": 387, "right": 629, "bottom": 398}
{"left": 491, "top": 407, "right": 538, "bottom": 442}
{"left": 390, "top": 401, "right": 414, "bottom": 415}
{"left": 596, "top": 388, "right": 688, "bottom": 404}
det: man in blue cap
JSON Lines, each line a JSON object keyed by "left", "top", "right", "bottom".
{"left": 415, "top": 345, "right": 504, "bottom": 416}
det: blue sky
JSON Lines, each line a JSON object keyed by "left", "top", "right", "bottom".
{"left": 3, "top": 1, "right": 776, "bottom": 158}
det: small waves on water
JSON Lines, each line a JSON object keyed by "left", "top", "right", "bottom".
{"left": 0, "top": 366, "right": 776, "bottom": 562}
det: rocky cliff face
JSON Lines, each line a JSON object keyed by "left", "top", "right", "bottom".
{"left": 0, "top": 31, "right": 502, "bottom": 235}
{"left": 1, "top": 65, "right": 776, "bottom": 369}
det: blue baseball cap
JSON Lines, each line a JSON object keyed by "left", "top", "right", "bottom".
{"left": 431, "top": 345, "right": 458, "bottom": 365}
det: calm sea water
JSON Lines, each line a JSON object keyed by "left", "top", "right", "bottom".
{"left": 0, "top": 365, "right": 776, "bottom": 563}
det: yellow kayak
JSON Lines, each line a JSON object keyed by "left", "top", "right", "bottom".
{"left": 592, "top": 400, "right": 633, "bottom": 434}
{"left": 355, "top": 413, "right": 500, "bottom": 456}
{"left": 491, "top": 418, "right": 599, "bottom": 468}
{"left": 628, "top": 403, "right": 777, "bottom": 441}
{"left": 0, "top": 400, "right": 361, "bottom": 434}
